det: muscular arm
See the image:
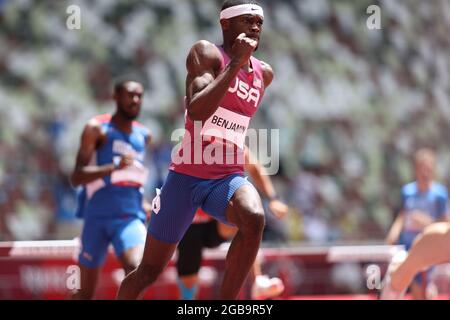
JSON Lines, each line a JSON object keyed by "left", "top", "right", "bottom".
{"left": 185, "top": 40, "right": 243, "bottom": 122}
{"left": 70, "top": 120, "right": 115, "bottom": 187}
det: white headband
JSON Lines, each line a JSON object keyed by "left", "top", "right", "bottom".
{"left": 220, "top": 4, "right": 264, "bottom": 20}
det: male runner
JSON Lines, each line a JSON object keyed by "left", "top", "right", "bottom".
{"left": 117, "top": 0, "right": 275, "bottom": 299}
{"left": 176, "top": 149, "right": 288, "bottom": 300}
{"left": 71, "top": 80, "right": 151, "bottom": 299}
{"left": 385, "top": 148, "right": 449, "bottom": 299}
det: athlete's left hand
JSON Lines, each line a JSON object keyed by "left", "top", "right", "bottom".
{"left": 269, "top": 199, "right": 289, "bottom": 219}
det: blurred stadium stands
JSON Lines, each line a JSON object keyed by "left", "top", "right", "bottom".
{"left": 1, "top": 0, "right": 450, "bottom": 246}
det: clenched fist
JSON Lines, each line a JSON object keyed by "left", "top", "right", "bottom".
{"left": 230, "top": 33, "right": 258, "bottom": 68}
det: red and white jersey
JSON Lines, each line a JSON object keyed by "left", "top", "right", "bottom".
{"left": 170, "top": 45, "right": 266, "bottom": 179}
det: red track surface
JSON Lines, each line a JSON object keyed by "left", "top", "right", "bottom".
{"left": 289, "top": 294, "right": 450, "bottom": 300}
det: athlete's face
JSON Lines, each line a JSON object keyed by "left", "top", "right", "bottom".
{"left": 415, "top": 159, "right": 434, "bottom": 184}
{"left": 226, "top": 14, "right": 263, "bottom": 49}
{"left": 114, "top": 81, "right": 143, "bottom": 120}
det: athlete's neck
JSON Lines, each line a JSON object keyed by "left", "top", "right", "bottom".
{"left": 417, "top": 179, "right": 432, "bottom": 193}
{"left": 111, "top": 113, "right": 133, "bottom": 134}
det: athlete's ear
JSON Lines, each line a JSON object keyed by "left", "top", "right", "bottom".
{"left": 220, "top": 19, "right": 230, "bottom": 31}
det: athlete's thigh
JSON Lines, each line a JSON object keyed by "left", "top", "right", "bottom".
{"left": 111, "top": 217, "right": 146, "bottom": 269}
{"left": 201, "top": 174, "right": 252, "bottom": 225}
{"left": 224, "top": 182, "right": 264, "bottom": 226}
{"left": 78, "top": 219, "right": 110, "bottom": 268}
{"left": 139, "top": 233, "right": 178, "bottom": 274}
{"left": 148, "top": 171, "right": 199, "bottom": 243}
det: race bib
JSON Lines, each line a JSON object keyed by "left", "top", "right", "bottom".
{"left": 201, "top": 107, "right": 250, "bottom": 149}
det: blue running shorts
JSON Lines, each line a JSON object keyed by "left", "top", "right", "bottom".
{"left": 147, "top": 170, "right": 252, "bottom": 243}
{"left": 78, "top": 216, "right": 146, "bottom": 268}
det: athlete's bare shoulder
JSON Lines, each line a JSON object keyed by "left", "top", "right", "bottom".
{"left": 85, "top": 117, "right": 102, "bottom": 133}
{"left": 82, "top": 117, "right": 106, "bottom": 147}
{"left": 189, "top": 40, "right": 222, "bottom": 60}
{"left": 260, "top": 60, "right": 274, "bottom": 88}
{"left": 186, "top": 40, "right": 223, "bottom": 76}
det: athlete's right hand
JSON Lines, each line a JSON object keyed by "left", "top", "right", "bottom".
{"left": 230, "top": 33, "right": 258, "bottom": 68}
{"left": 115, "top": 154, "right": 134, "bottom": 170}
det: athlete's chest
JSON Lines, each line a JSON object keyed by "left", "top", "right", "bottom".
{"left": 404, "top": 193, "right": 437, "bottom": 213}
{"left": 100, "top": 128, "right": 146, "bottom": 160}
{"left": 226, "top": 73, "right": 263, "bottom": 111}
{"left": 219, "top": 60, "right": 265, "bottom": 116}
